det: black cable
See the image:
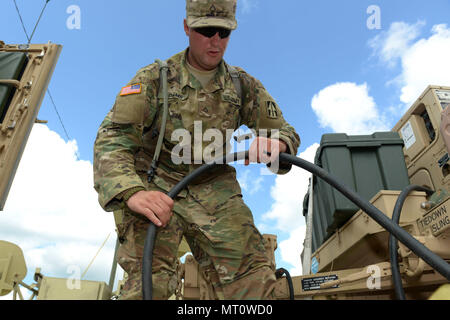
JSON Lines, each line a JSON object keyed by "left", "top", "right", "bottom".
{"left": 142, "top": 219, "right": 157, "bottom": 301}
{"left": 28, "top": 0, "right": 51, "bottom": 44}
{"left": 47, "top": 89, "right": 71, "bottom": 141}
{"left": 13, "top": 0, "right": 51, "bottom": 44}
{"left": 13, "top": 0, "right": 30, "bottom": 42}
{"left": 142, "top": 152, "right": 450, "bottom": 300}
{"left": 275, "top": 268, "right": 294, "bottom": 300}
{"left": 142, "top": 151, "right": 249, "bottom": 300}
{"left": 389, "top": 185, "right": 434, "bottom": 300}
{"left": 46, "top": 89, "right": 80, "bottom": 160}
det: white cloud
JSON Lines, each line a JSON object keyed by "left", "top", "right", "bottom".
{"left": 368, "top": 21, "right": 425, "bottom": 67}
{"left": 261, "top": 144, "right": 319, "bottom": 277}
{"left": 370, "top": 22, "right": 450, "bottom": 107}
{"left": 400, "top": 24, "right": 450, "bottom": 105}
{"left": 262, "top": 143, "right": 318, "bottom": 233}
{"left": 0, "top": 124, "right": 122, "bottom": 299}
{"left": 278, "top": 225, "right": 306, "bottom": 276}
{"left": 311, "top": 82, "right": 389, "bottom": 134}
{"left": 237, "top": 169, "right": 264, "bottom": 195}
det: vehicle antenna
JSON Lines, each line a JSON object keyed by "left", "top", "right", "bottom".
{"left": 81, "top": 233, "right": 111, "bottom": 280}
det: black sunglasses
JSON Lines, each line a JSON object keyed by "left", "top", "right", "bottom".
{"left": 193, "top": 27, "right": 231, "bottom": 39}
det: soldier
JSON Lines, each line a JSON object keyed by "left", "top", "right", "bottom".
{"left": 94, "top": 0, "right": 300, "bottom": 300}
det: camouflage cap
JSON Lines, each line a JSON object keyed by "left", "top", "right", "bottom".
{"left": 186, "top": 0, "right": 237, "bottom": 30}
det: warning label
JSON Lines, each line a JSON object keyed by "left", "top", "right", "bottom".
{"left": 400, "top": 120, "right": 416, "bottom": 150}
{"left": 301, "top": 275, "right": 339, "bottom": 291}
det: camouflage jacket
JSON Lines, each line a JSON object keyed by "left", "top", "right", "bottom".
{"left": 94, "top": 49, "right": 300, "bottom": 213}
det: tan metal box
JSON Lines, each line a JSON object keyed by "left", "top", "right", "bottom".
{"left": 393, "top": 85, "right": 450, "bottom": 191}
{"left": 440, "top": 100, "right": 450, "bottom": 154}
{"left": 312, "top": 190, "right": 428, "bottom": 273}
{"left": 37, "top": 277, "right": 112, "bottom": 300}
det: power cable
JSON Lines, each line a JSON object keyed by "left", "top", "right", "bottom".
{"left": 46, "top": 89, "right": 71, "bottom": 142}
{"left": 13, "top": 0, "right": 51, "bottom": 44}
{"left": 28, "top": 0, "right": 51, "bottom": 44}
{"left": 13, "top": 0, "right": 30, "bottom": 43}
{"left": 47, "top": 89, "right": 80, "bottom": 160}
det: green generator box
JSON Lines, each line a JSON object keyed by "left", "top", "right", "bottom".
{"left": 308, "top": 132, "right": 411, "bottom": 253}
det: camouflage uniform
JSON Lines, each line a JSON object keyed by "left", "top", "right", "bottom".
{"left": 93, "top": 0, "right": 300, "bottom": 300}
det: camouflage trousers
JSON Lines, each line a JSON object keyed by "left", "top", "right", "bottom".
{"left": 115, "top": 186, "right": 277, "bottom": 300}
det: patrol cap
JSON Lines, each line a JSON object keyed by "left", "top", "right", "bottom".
{"left": 186, "top": 0, "right": 237, "bottom": 30}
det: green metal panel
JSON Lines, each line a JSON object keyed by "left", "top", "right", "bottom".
{"left": 309, "top": 132, "right": 411, "bottom": 252}
{"left": 0, "top": 52, "right": 28, "bottom": 123}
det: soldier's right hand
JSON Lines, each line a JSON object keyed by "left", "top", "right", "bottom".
{"left": 126, "top": 191, "right": 174, "bottom": 227}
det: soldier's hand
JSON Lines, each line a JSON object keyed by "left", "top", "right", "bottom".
{"left": 126, "top": 190, "right": 174, "bottom": 227}
{"left": 245, "top": 137, "right": 287, "bottom": 166}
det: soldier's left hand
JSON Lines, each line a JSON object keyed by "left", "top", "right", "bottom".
{"left": 245, "top": 136, "right": 287, "bottom": 166}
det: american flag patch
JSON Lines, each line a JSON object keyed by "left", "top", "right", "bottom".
{"left": 120, "top": 83, "right": 142, "bottom": 96}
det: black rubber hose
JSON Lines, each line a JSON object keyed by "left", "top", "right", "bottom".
{"left": 142, "top": 151, "right": 249, "bottom": 300}
{"left": 275, "top": 268, "right": 294, "bottom": 300}
{"left": 389, "top": 185, "right": 434, "bottom": 300}
{"left": 143, "top": 152, "right": 450, "bottom": 300}
{"left": 142, "top": 223, "right": 157, "bottom": 300}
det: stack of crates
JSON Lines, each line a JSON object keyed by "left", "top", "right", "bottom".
{"left": 305, "top": 132, "right": 411, "bottom": 253}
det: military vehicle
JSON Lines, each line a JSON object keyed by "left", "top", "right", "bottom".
{"left": 1, "top": 37, "right": 449, "bottom": 300}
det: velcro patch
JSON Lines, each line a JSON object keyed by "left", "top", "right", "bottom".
{"left": 120, "top": 83, "right": 142, "bottom": 96}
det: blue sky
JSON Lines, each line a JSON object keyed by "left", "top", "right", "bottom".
{"left": 1, "top": 0, "right": 450, "bottom": 298}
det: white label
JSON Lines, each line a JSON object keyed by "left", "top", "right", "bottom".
{"left": 401, "top": 120, "right": 416, "bottom": 150}
{"left": 419, "top": 203, "right": 450, "bottom": 236}
{"left": 302, "top": 275, "right": 338, "bottom": 291}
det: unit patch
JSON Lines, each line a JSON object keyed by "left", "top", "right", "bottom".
{"left": 120, "top": 83, "right": 142, "bottom": 96}
{"left": 266, "top": 101, "right": 278, "bottom": 119}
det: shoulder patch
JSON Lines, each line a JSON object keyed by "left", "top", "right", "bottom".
{"left": 266, "top": 101, "right": 279, "bottom": 119}
{"left": 120, "top": 83, "right": 142, "bottom": 96}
